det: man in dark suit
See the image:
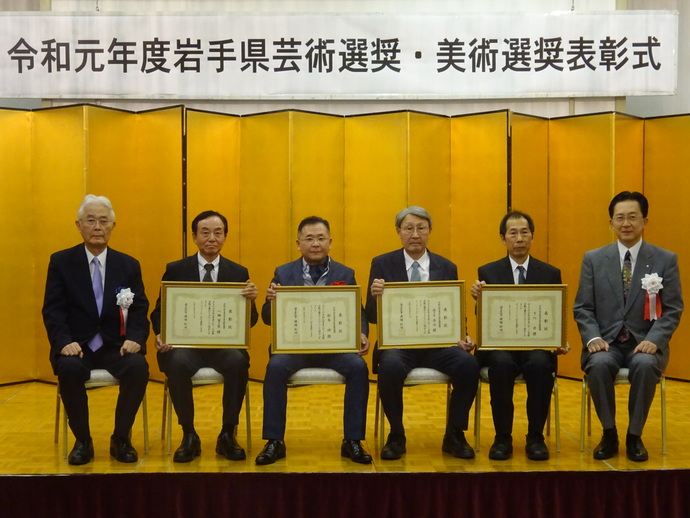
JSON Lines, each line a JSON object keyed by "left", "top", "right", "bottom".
{"left": 471, "top": 211, "right": 567, "bottom": 461}
{"left": 42, "top": 195, "right": 149, "bottom": 465}
{"left": 255, "top": 216, "right": 372, "bottom": 466}
{"left": 150, "top": 210, "right": 259, "bottom": 462}
{"left": 574, "top": 191, "right": 683, "bottom": 461}
{"left": 366, "top": 206, "right": 479, "bottom": 460}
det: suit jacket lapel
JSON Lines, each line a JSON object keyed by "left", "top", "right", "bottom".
{"left": 602, "top": 243, "right": 626, "bottom": 312}
{"left": 626, "top": 242, "right": 654, "bottom": 312}
{"left": 498, "top": 257, "right": 516, "bottom": 284}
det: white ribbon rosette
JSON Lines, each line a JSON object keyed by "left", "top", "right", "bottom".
{"left": 116, "top": 287, "right": 135, "bottom": 334}
{"left": 641, "top": 273, "right": 663, "bottom": 321}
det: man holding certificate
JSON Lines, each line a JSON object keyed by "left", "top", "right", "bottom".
{"left": 574, "top": 191, "right": 683, "bottom": 461}
{"left": 366, "top": 206, "right": 479, "bottom": 460}
{"left": 255, "top": 216, "right": 372, "bottom": 465}
{"left": 150, "top": 210, "right": 259, "bottom": 463}
{"left": 471, "top": 211, "right": 565, "bottom": 461}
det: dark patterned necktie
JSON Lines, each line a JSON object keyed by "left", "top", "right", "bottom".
{"left": 410, "top": 261, "right": 421, "bottom": 282}
{"left": 203, "top": 263, "right": 214, "bottom": 282}
{"left": 622, "top": 251, "right": 632, "bottom": 300}
{"left": 309, "top": 264, "right": 323, "bottom": 284}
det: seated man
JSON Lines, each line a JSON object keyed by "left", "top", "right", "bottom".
{"left": 42, "top": 194, "right": 149, "bottom": 465}
{"left": 255, "top": 216, "right": 372, "bottom": 465}
{"left": 472, "top": 211, "right": 568, "bottom": 461}
{"left": 366, "top": 206, "right": 479, "bottom": 460}
{"left": 150, "top": 210, "right": 258, "bottom": 462}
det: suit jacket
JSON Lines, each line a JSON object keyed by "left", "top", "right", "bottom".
{"left": 42, "top": 244, "right": 150, "bottom": 373}
{"left": 261, "top": 257, "right": 368, "bottom": 336}
{"left": 150, "top": 254, "right": 259, "bottom": 335}
{"left": 365, "top": 248, "right": 458, "bottom": 324}
{"left": 478, "top": 255, "right": 561, "bottom": 286}
{"left": 573, "top": 241, "right": 683, "bottom": 366}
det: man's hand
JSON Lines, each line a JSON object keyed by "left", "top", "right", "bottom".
{"left": 634, "top": 340, "right": 658, "bottom": 355}
{"left": 587, "top": 338, "right": 609, "bottom": 354}
{"left": 555, "top": 342, "right": 571, "bottom": 355}
{"left": 242, "top": 280, "right": 258, "bottom": 301}
{"left": 458, "top": 335, "right": 475, "bottom": 352}
{"left": 155, "top": 334, "right": 172, "bottom": 353}
{"left": 60, "top": 342, "right": 83, "bottom": 358}
{"left": 359, "top": 333, "right": 370, "bottom": 356}
{"left": 370, "top": 278, "right": 385, "bottom": 297}
{"left": 470, "top": 280, "right": 485, "bottom": 301}
{"left": 265, "top": 282, "right": 281, "bottom": 302}
{"left": 120, "top": 339, "right": 142, "bottom": 356}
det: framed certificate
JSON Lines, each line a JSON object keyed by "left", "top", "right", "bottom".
{"left": 161, "top": 281, "right": 251, "bottom": 348}
{"left": 271, "top": 285, "right": 361, "bottom": 354}
{"left": 376, "top": 281, "right": 466, "bottom": 349}
{"left": 477, "top": 284, "right": 567, "bottom": 350}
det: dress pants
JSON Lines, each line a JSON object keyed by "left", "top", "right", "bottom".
{"left": 479, "top": 350, "right": 556, "bottom": 437}
{"left": 56, "top": 346, "right": 149, "bottom": 441}
{"left": 261, "top": 352, "right": 369, "bottom": 441}
{"left": 583, "top": 339, "right": 666, "bottom": 436}
{"left": 377, "top": 347, "right": 479, "bottom": 436}
{"left": 158, "top": 348, "right": 249, "bottom": 431}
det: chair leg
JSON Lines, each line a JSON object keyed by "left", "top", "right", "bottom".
{"left": 661, "top": 377, "right": 667, "bottom": 455}
{"left": 580, "top": 377, "right": 587, "bottom": 452}
{"left": 377, "top": 389, "right": 385, "bottom": 452}
{"left": 244, "top": 383, "right": 252, "bottom": 452}
{"left": 474, "top": 379, "right": 481, "bottom": 452}
{"left": 161, "top": 379, "right": 168, "bottom": 441}
{"left": 553, "top": 377, "right": 561, "bottom": 452}
{"left": 374, "top": 385, "right": 380, "bottom": 440}
{"left": 54, "top": 385, "right": 61, "bottom": 445}
{"left": 166, "top": 385, "right": 173, "bottom": 455}
{"left": 142, "top": 391, "right": 150, "bottom": 453}
{"left": 62, "top": 399, "right": 68, "bottom": 459}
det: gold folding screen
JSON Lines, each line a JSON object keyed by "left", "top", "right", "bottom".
{"left": 2, "top": 106, "right": 689, "bottom": 384}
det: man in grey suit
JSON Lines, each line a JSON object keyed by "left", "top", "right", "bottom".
{"left": 574, "top": 191, "right": 683, "bottom": 461}
{"left": 255, "top": 216, "right": 372, "bottom": 466}
{"left": 150, "top": 210, "right": 259, "bottom": 462}
{"left": 472, "top": 211, "right": 568, "bottom": 461}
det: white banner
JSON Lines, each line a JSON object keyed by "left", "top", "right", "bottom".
{"left": 0, "top": 11, "right": 678, "bottom": 100}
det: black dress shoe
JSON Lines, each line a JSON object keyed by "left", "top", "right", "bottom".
{"left": 68, "top": 438, "right": 94, "bottom": 465}
{"left": 110, "top": 436, "right": 138, "bottom": 463}
{"left": 174, "top": 433, "right": 201, "bottom": 463}
{"left": 341, "top": 440, "right": 372, "bottom": 464}
{"left": 626, "top": 433, "right": 649, "bottom": 462}
{"left": 380, "top": 434, "right": 406, "bottom": 460}
{"left": 216, "top": 431, "right": 246, "bottom": 461}
{"left": 488, "top": 435, "right": 513, "bottom": 461}
{"left": 525, "top": 433, "right": 549, "bottom": 461}
{"left": 593, "top": 430, "right": 619, "bottom": 460}
{"left": 255, "top": 440, "right": 286, "bottom": 465}
{"left": 442, "top": 431, "right": 475, "bottom": 459}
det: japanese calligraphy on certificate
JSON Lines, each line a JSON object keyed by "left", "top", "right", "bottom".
{"left": 377, "top": 281, "right": 465, "bottom": 349}
{"left": 477, "top": 284, "right": 567, "bottom": 350}
{"left": 271, "top": 286, "right": 361, "bottom": 354}
{"left": 161, "top": 282, "right": 250, "bottom": 348}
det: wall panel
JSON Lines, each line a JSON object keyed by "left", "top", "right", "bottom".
{"left": 0, "top": 110, "right": 34, "bottom": 382}
{"left": 549, "top": 114, "right": 616, "bottom": 379}
{"left": 240, "top": 112, "right": 292, "bottom": 379}
{"left": 450, "top": 111, "right": 509, "bottom": 340}
{"left": 643, "top": 115, "right": 690, "bottom": 380}
{"left": 511, "top": 113, "right": 550, "bottom": 261}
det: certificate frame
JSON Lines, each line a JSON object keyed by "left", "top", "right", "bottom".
{"left": 376, "top": 280, "right": 466, "bottom": 350}
{"left": 271, "top": 285, "right": 361, "bottom": 354}
{"left": 477, "top": 284, "right": 567, "bottom": 351}
{"left": 161, "top": 281, "right": 251, "bottom": 349}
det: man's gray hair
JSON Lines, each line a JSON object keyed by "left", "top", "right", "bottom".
{"left": 395, "top": 206, "right": 432, "bottom": 229}
{"left": 77, "top": 194, "right": 116, "bottom": 221}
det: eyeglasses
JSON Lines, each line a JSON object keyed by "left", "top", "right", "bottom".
{"left": 299, "top": 237, "right": 330, "bottom": 244}
{"left": 399, "top": 225, "right": 430, "bottom": 235}
{"left": 81, "top": 218, "right": 112, "bottom": 228}
{"left": 612, "top": 214, "right": 641, "bottom": 224}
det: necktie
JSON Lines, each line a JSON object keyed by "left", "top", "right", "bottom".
{"left": 410, "top": 261, "right": 421, "bottom": 282}
{"left": 309, "top": 264, "right": 323, "bottom": 284}
{"left": 622, "top": 251, "right": 632, "bottom": 300}
{"left": 517, "top": 265, "right": 527, "bottom": 284}
{"left": 88, "top": 257, "right": 104, "bottom": 352}
{"left": 203, "top": 263, "right": 214, "bottom": 282}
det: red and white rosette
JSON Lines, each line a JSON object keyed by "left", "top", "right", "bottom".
{"left": 116, "top": 287, "right": 135, "bottom": 335}
{"left": 641, "top": 273, "right": 663, "bottom": 321}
